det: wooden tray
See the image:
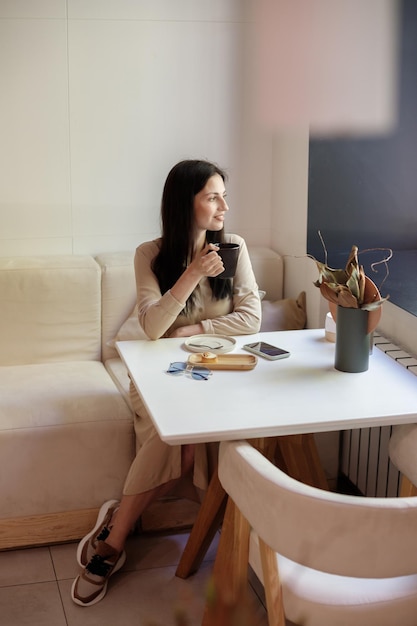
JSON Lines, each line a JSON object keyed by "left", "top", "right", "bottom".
{"left": 188, "top": 353, "right": 257, "bottom": 370}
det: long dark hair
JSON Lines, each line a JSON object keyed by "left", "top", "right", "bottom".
{"left": 152, "top": 159, "right": 233, "bottom": 311}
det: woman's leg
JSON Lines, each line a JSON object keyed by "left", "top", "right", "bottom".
{"left": 105, "top": 443, "right": 196, "bottom": 553}
{"left": 71, "top": 444, "right": 196, "bottom": 606}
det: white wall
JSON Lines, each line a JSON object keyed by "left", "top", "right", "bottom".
{"left": 2, "top": 0, "right": 416, "bottom": 357}
{"left": 0, "top": 0, "right": 273, "bottom": 257}
{"left": 268, "top": 129, "right": 327, "bottom": 330}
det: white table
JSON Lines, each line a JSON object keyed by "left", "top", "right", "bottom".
{"left": 117, "top": 329, "right": 417, "bottom": 444}
{"left": 117, "top": 329, "right": 417, "bottom": 614}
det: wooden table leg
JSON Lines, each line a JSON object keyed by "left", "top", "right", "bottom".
{"left": 175, "top": 468, "right": 228, "bottom": 579}
{"left": 249, "top": 436, "right": 279, "bottom": 461}
{"left": 245, "top": 435, "right": 328, "bottom": 490}
{"left": 275, "top": 433, "right": 329, "bottom": 490}
{"left": 201, "top": 496, "right": 250, "bottom": 626}
{"left": 177, "top": 433, "right": 328, "bottom": 584}
{"left": 399, "top": 474, "right": 417, "bottom": 497}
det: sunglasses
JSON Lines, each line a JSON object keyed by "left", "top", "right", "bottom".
{"left": 166, "top": 361, "right": 212, "bottom": 381}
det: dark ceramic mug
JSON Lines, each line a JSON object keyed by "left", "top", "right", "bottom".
{"left": 214, "top": 243, "right": 240, "bottom": 278}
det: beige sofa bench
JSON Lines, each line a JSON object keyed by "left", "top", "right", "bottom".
{"left": 0, "top": 247, "right": 291, "bottom": 550}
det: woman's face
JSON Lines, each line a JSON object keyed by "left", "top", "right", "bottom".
{"left": 193, "top": 174, "right": 229, "bottom": 233}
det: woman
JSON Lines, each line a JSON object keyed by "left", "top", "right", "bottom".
{"left": 71, "top": 159, "right": 261, "bottom": 606}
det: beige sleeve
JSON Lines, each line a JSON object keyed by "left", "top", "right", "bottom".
{"left": 134, "top": 241, "right": 185, "bottom": 340}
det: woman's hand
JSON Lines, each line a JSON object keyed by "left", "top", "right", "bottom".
{"left": 169, "top": 244, "right": 224, "bottom": 308}
{"left": 188, "top": 243, "right": 224, "bottom": 278}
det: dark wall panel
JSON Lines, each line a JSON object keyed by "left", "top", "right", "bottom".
{"left": 307, "top": 0, "right": 417, "bottom": 315}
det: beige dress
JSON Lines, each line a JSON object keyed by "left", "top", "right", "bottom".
{"left": 123, "top": 233, "right": 261, "bottom": 495}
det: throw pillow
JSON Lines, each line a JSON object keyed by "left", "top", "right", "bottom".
{"left": 260, "top": 291, "right": 307, "bottom": 331}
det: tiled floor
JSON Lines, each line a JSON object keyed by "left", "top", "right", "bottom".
{"left": 0, "top": 530, "right": 268, "bottom": 625}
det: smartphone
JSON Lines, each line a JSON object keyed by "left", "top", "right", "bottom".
{"left": 243, "top": 341, "right": 291, "bottom": 361}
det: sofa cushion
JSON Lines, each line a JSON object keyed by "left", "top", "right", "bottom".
{"left": 260, "top": 292, "right": 307, "bottom": 331}
{"left": 0, "top": 361, "right": 132, "bottom": 430}
{"left": 248, "top": 246, "right": 284, "bottom": 302}
{"left": 105, "top": 357, "right": 132, "bottom": 409}
{"left": 0, "top": 361, "right": 134, "bottom": 517}
{"left": 95, "top": 252, "right": 137, "bottom": 363}
{"left": 0, "top": 256, "right": 101, "bottom": 366}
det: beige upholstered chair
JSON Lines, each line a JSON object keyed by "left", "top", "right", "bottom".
{"left": 217, "top": 440, "right": 417, "bottom": 626}
{"left": 389, "top": 424, "right": 417, "bottom": 497}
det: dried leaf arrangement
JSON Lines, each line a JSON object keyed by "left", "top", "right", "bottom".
{"left": 311, "top": 234, "right": 392, "bottom": 311}
{"left": 309, "top": 234, "right": 393, "bottom": 336}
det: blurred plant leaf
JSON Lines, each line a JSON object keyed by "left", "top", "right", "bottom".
{"left": 334, "top": 285, "right": 360, "bottom": 308}
{"left": 313, "top": 259, "right": 348, "bottom": 286}
{"left": 358, "top": 266, "right": 366, "bottom": 303}
{"left": 362, "top": 297, "right": 389, "bottom": 311}
{"left": 346, "top": 268, "right": 360, "bottom": 301}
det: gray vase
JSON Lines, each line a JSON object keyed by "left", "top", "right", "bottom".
{"left": 335, "top": 306, "right": 370, "bottom": 373}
